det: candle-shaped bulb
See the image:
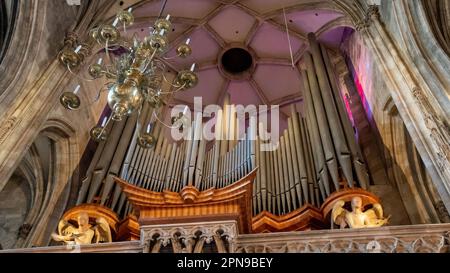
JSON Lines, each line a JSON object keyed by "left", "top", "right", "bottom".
{"left": 74, "top": 45, "right": 82, "bottom": 53}
{"left": 112, "top": 18, "right": 119, "bottom": 27}
{"left": 97, "top": 58, "right": 103, "bottom": 65}
{"left": 159, "top": 29, "right": 165, "bottom": 36}
{"left": 182, "top": 106, "right": 189, "bottom": 116}
{"left": 73, "top": 85, "right": 81, "bottom": 94}
{"left": 101, "top": 116, "right": 108, "bottom": 127}
{"left": 165, "top": 14, "right": 171, "bottom": 20}
{"left": 127, "top": 7, "right": 133, "bottom": 13}
{"left": 185, "top": 38, "right": 191, "bottom": 45}
{"left": 146, "top": 123, "right": 151, "bottom": 133}
{"left": 190, "top": 63, "right": 196, "bottom": 72}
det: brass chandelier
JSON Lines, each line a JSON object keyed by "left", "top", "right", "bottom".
{"left": 58, "top": 6, "right": 198, "bottom": 149}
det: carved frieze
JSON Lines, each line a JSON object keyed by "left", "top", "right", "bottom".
{"left": 235, "top": 224, "right": 450, "bottom": 253}
{"left": 140, "top": 221, "right": 238, "bottom": 253}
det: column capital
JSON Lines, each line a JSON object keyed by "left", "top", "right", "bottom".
{"left": 355, "top": 5, "right": 380, "bottom": 32}
{"left": 366, "top": 5, "right": 381, "bottom": 20}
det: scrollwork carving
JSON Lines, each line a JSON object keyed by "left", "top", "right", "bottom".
{"left": 0, "top": 117, "right": 19, "bottom": 144}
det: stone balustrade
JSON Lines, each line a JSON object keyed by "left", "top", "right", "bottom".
{"left": 1, "top": 223, "right": 449, "bottom": 253}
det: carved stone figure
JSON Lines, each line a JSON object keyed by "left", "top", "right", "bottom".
{"left": 332, "top": 196, "right": 389, "bottom": 229}
{"left": 51, "top": 212, "right": 112, "bottom": 245}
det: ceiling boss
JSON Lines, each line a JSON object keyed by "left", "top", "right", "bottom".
{"left": 58, "top": 3, "right": 198, "bottom": 149}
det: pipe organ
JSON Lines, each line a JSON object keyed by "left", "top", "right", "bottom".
{"left": 76, "top": 34, "right": 371, "bottom": 225}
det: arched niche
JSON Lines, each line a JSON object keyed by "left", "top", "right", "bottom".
{"left": 0, "top": 119, "right": 79, "bottom": 249}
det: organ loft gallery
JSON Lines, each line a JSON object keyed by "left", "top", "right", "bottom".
{"left": 0, "top": 0, "right": 450, "bottom": 256}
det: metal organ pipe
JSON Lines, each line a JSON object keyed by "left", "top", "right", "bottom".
{"left": 308, "top": 33, "right": 353, "bottom": 188}
{"left": 319, "top": 44, "right": 369, "bottom": 189}
{"left": 290, "top": 105, "right": 309, "bottom": 204}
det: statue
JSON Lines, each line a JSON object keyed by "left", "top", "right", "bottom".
{"left": 51, "top": 212, "right": 112, "bottom": 245}
{"left": 331, "top": 196, "right": 390, "bottom": 229}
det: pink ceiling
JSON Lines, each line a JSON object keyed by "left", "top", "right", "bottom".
{"left": 208, "top": 6, "right": 256, "bottom": 43}
{"left": 253, "top": 65, "right": 302, "bottom": 102}
{"left": 131, "top": 22, "right": 191, "bottom": 46}
{"left": 175, "top": 69, "right": 224, "bottom": 105}
{"left": 167, "top": 27, "right": 220, "bottom": 71}
{"left": 273, "top": 10, "right": 344, "bottom": 34}
{"left": 127, "top": 0, "right": 350, "bottom": 126}
{"left": 228, "top": 81, "right": 263, "bottom": 106}
{"left": 133, "top": 0, "right": 220, "bottom": 19}
{"left": 318, "top": 26, "right": 347, "bottom": 48}
{"left": 250, "top": 22, "right": 304, "bottom": 59}
{"left": 241, "top": 0, "right": 325, "bottom": 14}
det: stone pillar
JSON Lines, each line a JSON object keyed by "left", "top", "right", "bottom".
{"left": 358, "top": 4, "right": 450, "bottom": 212}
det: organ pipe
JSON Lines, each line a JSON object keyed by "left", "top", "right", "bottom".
{"left": 308, "top": 33, "right": 354, "bottom": 187}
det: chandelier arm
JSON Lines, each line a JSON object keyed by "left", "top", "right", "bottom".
{"left": 95, "top": 40, "right": 121, "bottom": 53}
{"left": 152, "top": 110, "right": 181, "bottom": 129}
{"left": 99, "top": 43, "right": 122, "bottom": 50}
{"left": 152, "top": 58, "right": 168, "bottom": 69}
{"left": 158, "top": 82, "right": 186, "bottom": 94}
{"left": 161, "top": 72, "right": 183, "bottom": 88}
{"left": 67, "top": 64, "right": 97, "bottom": 82}
{"left": 76, "top": 86, "right": 109, "bottom": 111}
{"left": 102, "top": 68, "right": 117, "bottom": 79}
{"left": 105, "top": 38, "right": 114, "bottom": 66}
{"left": 141, "top": 49, "right": 158, "bottom": 73}
{"left": 162, "top": 54, "right": 179, "bottom": 60}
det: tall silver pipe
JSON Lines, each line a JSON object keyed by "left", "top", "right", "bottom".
{"left": 308, "top": 33, "right": 353, "bottom": 188}
{"left": 287, "top": 117, "right": 303, "bottom": 207}
{"left": 304, "top": 52, "right": 340, "bottom": 191}
{"left": 302, "top": 67, "right": 337, "bottom": 196}
{"left": 291, "top": 105, "right": 310, "bottom": 204}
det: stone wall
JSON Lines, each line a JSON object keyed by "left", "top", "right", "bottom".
{"left": 0, "top": 174, "right": 30, "bottom": 249}
{"left": 0, "top": 0, "right": 112, "bottom": 249}
{"left": 343, "top": 25, "right": 446, "bottom": 224}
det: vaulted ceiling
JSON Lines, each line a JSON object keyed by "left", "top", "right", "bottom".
{"left": 111, "top": 0, "right": 353, "bottom": 118}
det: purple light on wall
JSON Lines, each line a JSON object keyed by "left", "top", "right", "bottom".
{"left": 345, "top": 54, "right": 374, "bottom": 123}
{"left": 352, "top": 72, "right": 373, "bottom": 122}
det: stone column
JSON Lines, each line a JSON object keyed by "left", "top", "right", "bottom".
{"left": 362, "top": 5, "right": 450, "bottom": 212}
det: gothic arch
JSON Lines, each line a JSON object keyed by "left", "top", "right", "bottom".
{"left": 0, "top": 119, "right": 80, "bottom": 248}
{"left": 22, "top": 119, "right": 80, "bottom": 247}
